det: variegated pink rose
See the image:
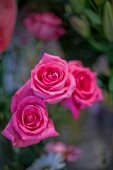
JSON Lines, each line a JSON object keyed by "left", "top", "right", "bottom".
{"left": 2, "top": 81, "right": 58, "bottom": 147}
{"left": 62, "top": 61, "right": 103, "bottom": 119}
{"left": 23, "top": 12, "right": 65, "bottom": 42}
{"left": 31, "top": 53, "right": 75, "bottom": 103}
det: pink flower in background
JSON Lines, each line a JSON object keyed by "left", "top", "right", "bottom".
{"left": 2, "top": 81, "right": 59, "bottom": 147}
{"left": 31, "top": 53, "right": 75, "bottom": 103}
{"left": 0, "top": 0, "right": 17, "bottom": 53}
{"left": 23, "top": 12, "right": 65, "bottom": 42}
{"left": 45, "top": 142, "right": 81, "bottom": 162}
{"left": 62, "top": 61, "right": 103, "bottom": 119}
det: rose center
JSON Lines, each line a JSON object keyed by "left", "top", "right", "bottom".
{"left": 47, "top": 71, "right": 58, "bottom": 80}
{"left": 21, "top": 106, "right": 42, "bottom": 130}
{"left": 25, "top": 113, "right": 35, "bottom": 124}
{"left": 76, "top": 73, "right": 91, "bottom": 91}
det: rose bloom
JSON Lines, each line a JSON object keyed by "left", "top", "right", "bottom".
{"left": 31, "top": 53, "right": 75, "bottom": 103}
{"left": 62, "top": 61, "right": 103, "bottom": 119}
{"left": 2, "top": 81, "right": 59, "bottom": 147}
{"left": 45, "top": 142, "right": 81, "bottom": 162}
{"left": 23, "top": 12, "right": 65, "bottom": 42}
{"left": 0, "top": 0, "right": 17, "bottom": 53}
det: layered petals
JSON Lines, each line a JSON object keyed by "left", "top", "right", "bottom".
{"left": 2, "top": 83, "right": 59, "bottom": 147}
{"left": 31, "top": 53, "right": 75, "bottom": 103}
{"left": 62, "top": 60, "right": 103, "bottom": 119}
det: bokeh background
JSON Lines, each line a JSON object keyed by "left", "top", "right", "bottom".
{"left": 1, "top": 0, "right": 113, "bottom": 170}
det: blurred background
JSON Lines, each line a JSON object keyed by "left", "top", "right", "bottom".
{"left": 1, "top": 0, "right": 113, "bottom": 169}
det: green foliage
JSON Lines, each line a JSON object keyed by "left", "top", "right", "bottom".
{"left": 109, "top": 71, "right": 113, "bottom": 93}
{"left": 84, "top": 9, "right": 101, "bottom": 25}
{"left": 69, "top": 16, "right": 91, "bottom": 38}
{"left": 94, "top": 0, "right": 105, "bottom": 6}
{"left": 65, "top": 0, "right": 113, "bottom": 94}
{"left": 103, "top": 1, "right": 113, "bottom": 42}
{"left": 70, "top": 0, "right": 86, "bottom": 13}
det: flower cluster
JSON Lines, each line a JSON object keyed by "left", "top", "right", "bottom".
{"left": 2, "top": 53, "right": 103, "bottom": 147}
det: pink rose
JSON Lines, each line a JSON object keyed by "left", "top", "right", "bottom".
{"left": 45, "top": 142, "right": 81, "bottom": 162}
{"left": 0, "top": 0, "right": 17, "bottom": 53}
{"left": 31, "top": 53, "right": 75, "bottom": 103}
{"left": 23, "top": 12, "right": 65, "bottom": 42}
{"left": 2, "top": 81, "right": 59, "bottom": 147}
{"left": 62, "top": 61, "right": 103, "bottom": 119}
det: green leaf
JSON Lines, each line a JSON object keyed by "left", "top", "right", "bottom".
{"left": 88, "top": 39, "right": 108, "bottom": 52}
{"left": 84, "top": 9, "right": 101, "bottom": 25}
{"left": 109, "top": 74, "right": 113, "bottom": 92}
{"left": 70, "top": 0, "right": 86, "bottom": 13}
{"left": 70, "top": 16, "right": 91, "bottom": 38}
{"left": 103, "top": 1, "right": 113, "bottom": 41}
{"left": 94, "top": 0, "right": 105, "bottom": 6}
